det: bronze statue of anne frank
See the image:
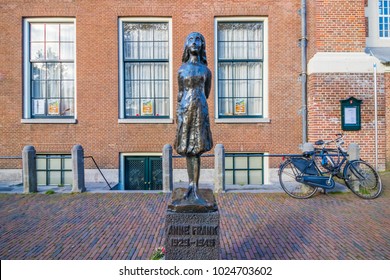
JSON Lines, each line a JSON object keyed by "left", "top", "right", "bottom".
{"left": 174, "top": 32, "right": 213, "bottom": 203}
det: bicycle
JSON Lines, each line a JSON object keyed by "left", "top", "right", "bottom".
{"left": 278, "top": 133, "right": 382, "bottom": 199}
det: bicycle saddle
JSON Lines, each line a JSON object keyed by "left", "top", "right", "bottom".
{"left": 302, "top": 151, "right": 315, "bottom": 158}
{"left": 315, "top": 140, "right": 324, "bottom": 145}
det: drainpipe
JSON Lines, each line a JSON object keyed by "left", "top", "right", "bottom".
{"left": 300, "top": 0, "right": 308, "bottom": 144}
{"left": 373, "top": 63, "right": 378, "bottom": 170}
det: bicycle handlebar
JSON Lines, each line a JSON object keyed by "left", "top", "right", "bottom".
{"left": 315, "top": 133, "right": 346, "bottom": 153}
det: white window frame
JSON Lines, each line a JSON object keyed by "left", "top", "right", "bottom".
{"left": 22, "top": 17, "right": 77, "bottom": 124}
{"left": 366, "top": 0, "right": 390, "bottom": 46}
{"left": 118, "top": 18, "right": 173, "bottom": 124}
{"left": 379, "top": 0, "right": 390, "bottom": 38}
{"left": 214, "top": 17, "right": 269, "bottom": 124}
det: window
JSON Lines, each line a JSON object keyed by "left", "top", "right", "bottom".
{"left": 119, "top": 19, "right": 172, "bottom": 121}
{"left": 379, "top": 0, "right": 390, "bottom": 37}
{"left": 365, "top": 0, "right": 390, "bottom": 46}
{"left": 225, "top": 153, "right": 264, "bottom": 185}
{"left": 36, "top": 155, "right": 72, "bottom": 186}
{"left": 24, "top": 19, "right": 75, "bottom": 120}
{"left": 216, "top": 19, "right": 267, "bottom": 119}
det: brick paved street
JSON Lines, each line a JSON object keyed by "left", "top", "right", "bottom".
{"left": 0, "top": 176, "right": 389, "bottom": 260}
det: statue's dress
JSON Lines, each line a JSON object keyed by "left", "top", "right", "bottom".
{"left": 174, "top": 62, "right": 213, "bottom": 156}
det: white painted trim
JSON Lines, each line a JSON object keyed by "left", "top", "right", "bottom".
{"left": 366, "top": 0, "right": 390, "bottom": 47}
{"left": 118, "top": 118, "right": 173, "bottom": 124}
{"left": 308, "top": 52, "right": 385, "bottom": 74}
{"left": 23, "top": 19, "right": 30, "bottom": 119}
{"left": 23, "top": 18, "right": 77, "bottom": 120}
{"left": 21, "top": 118, "right": 77, "bottom": 124}
{"left": 118, "top": 19, "right": 124, "bottom": 118}
{"left": 215, "top": 118, "right": 270, "bottom": 124}
{"left": 118, "top": 17, "right": 173, "bottom": 120}
{"left": 214, "top": 17, "right": 269, "bottom": 121}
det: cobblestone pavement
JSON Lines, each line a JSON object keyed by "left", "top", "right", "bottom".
{"left": 0, "top": 173, "right": 389, "bottom": 260}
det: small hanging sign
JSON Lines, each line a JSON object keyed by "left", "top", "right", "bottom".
{"left": 340, "top": 97, "right": 362, "bottom": 131}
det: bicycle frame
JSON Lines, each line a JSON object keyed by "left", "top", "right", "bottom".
{"left": 279, "top": 133, "right": 382, "bottom": 199}
{"left": 288, "top": 134, "right": 351, "bottom": 189}
{"left": 312, "top": 134, "right": 350, "bottom": 177}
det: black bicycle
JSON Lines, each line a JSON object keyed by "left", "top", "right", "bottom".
{"left": 278, "top": 134, "right": 382, "bottom": 199}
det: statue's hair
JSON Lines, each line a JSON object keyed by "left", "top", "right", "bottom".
{"left": 181, "top": 32, "right": 208, "bottom": 65}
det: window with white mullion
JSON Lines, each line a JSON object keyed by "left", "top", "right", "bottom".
{"left": 122, "top": 22, "right": 170, "bottom": 118}
{"left": 379, "top": 0, "right": 390, "bottom": 37}
{"left": 217, "top": 21, "right": 264, "bottom": 118}
{"left": 28, "top": 22, "right": 75, "bottom": 118}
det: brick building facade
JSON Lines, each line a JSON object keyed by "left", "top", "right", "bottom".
{"left": 0, "top": 0, "right": 388, "bottom": 190}
{"left": 308, "top": 0, "right": 389, "bottom": 170}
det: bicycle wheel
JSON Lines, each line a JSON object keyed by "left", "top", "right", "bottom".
{"left": 279, "top": 159, "right": 318, "bottom": 199}
{"left": 344, "top": 160, "right": 382, "bottom": 199}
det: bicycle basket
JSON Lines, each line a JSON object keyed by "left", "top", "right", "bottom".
{"left": 290, "top": 157, "right": 319, "bottom": 175}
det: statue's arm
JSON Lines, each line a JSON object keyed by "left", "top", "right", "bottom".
{"left": 177, "top": 71, "right": 184, "bottom": 102}
{"left": 205, "top": 68, "right": 212, "bottom": 99}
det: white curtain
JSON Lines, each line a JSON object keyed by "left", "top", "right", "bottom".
{"left": 218, "top": 22, "right": 263, "bottom": 116}
{"left": 123, "top": 23, "right": 169, "bottom": 117}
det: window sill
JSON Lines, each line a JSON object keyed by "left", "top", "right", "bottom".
{"left": 21, "top": 119, "right": 77, "bottom": 124}
{"left": 118, "top": 118, "right": 174, "bottom": 124}
{"left": 215, "top": 118, "right": 270, "bottom": 124}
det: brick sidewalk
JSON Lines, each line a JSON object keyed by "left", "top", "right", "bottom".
{"left": 0, "top": 177, "right": 389, "bottom": 260}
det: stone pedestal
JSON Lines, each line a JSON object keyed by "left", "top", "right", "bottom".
{"left": 22, "top": 145, "right": 37, "bottom": 193}
{"left": 71, "top": 145, "right": 86, "bottom": 193}
{"left": 165, "top": 188, "right": 220, "bottom": 260}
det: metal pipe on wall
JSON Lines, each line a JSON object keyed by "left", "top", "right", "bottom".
{"left": 300, "top": 0, "right": 308, "bottom": 144}
{"left": 373, "top": 63, "right": 379, "bottom": 170}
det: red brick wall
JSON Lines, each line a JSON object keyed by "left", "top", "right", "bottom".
{"left": 308, "top": 72, "right": 387, "bottom": 169}
{"left": 0, "top": 0, "right": 303, "bottom": 170}
{"left": 312, "top": 0, "right": 366, "bottom": 53}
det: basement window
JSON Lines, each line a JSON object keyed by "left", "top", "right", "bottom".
{"left": 36, "top": 154, "right": 72, "bottom": 186}
{"left": 225, "top": 153, "right": 264, "bottom": 186}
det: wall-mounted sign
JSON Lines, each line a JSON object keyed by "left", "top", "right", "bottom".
{"left": 340, "top": 97, "right": 362, "bottom": 131}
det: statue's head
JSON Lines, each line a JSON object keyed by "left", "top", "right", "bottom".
{"left": 182, "top": 32, "right": 208, "bottom": 65}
